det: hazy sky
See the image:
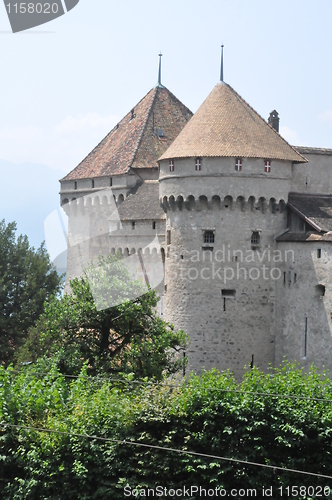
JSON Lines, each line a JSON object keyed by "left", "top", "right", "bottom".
{"left": 2, "top": 0, "right": 332, "bottom": 173}
{"left": 1, "top": 0, "right": 332, "bottom": 249}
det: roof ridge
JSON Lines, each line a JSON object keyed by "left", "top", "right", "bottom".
{"left": 128, "top": 87, "right": 158, "bottom": 171}
{"left": 60, "top": 87, "right": 157, "bottom": 181}
{"left": 225, "top": 83, "right": 307, "bottom": 163}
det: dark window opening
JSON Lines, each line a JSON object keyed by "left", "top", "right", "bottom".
{"left": 167, "top": 230, "right": 171, "bottom": 245}
{"left": 74, "top": 181, "right": 77, "bottom": 190}
{"left": 251, "top": 231, "right": 260, "bottom": 248}
{"left": 317, "top": 248, "right": 322, "bottom": 258}
{"left": 315, "top": 284, "right": 325, "bottom": 297}
{"left": 132, "top": 221, "right": 136, "bottom": 230}
{"left": 222, "top": 289, "right": 236, "bottom": 298}
{"left": 304, "top": 316, "right": 308, "bottom": 358}
{"left": 153, "top": 221, "right": 156, "bottom": 230}
{"left": 110, "top": 177, "right": 113, "bottom": 187}
{"left": 204, "top": 230, "right": 215, "bottom": 244}
{"left": 92, "top": 179, "right": 95, "bottom": 188}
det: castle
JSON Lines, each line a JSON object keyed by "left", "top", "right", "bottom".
{"left": 59, "top": 60, "right": 332, "bottom": 378}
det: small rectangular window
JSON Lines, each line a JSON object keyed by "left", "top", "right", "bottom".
{"left": 110, "top": 177, "right": 113, "bottom": 187}
{"left": 167, "top": 230, "right": 171, "bottom": 245}
{"left": 204, "top": 230, "right": 215, "bottom": 244}
{"left": 92, "top": 179, "right": 95, "bottom": 188}
{"left": 132, "top": 221, "right": 135, "bottom": 230}
{"left": 222, "top": 289, "right": 236, "bottom": 298}
{"left": 251, "top": 231, "right": 260, "bottom": 247}
{"left": 317, "top": 249, "right": 322, "bottom": 258}
{"left": 264, "top": 160, "right": 271, "bottom": 173}
{"left": 235, "top": 159, "right": 242, "bottom": 171}
{"left": 195, "top": 158, "right": 201, "bottom": 171}
{"left": 74, "top": 181, "right": 77, "bottom": 190}
{"left": 153, "top": 221, "right": 156, "bottom": 230}
{"left": 169, "top": 160, "right": 174, "bottom": 172}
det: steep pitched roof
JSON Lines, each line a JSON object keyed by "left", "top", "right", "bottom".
{"left": 117, "top": 181, "right": 165, "bottom": 221}
{"left": 288, "top": 194, "right": 332, "bottom": 232}
{"left": 159, "top": 82, "right": 306, "bottom": 163}
{"left": 61, "top": 86, "right": 192, "bottom": 181}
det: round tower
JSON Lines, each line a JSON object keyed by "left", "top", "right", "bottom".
{"left": 159, "top": 81, "right": 306, "bottom": 378}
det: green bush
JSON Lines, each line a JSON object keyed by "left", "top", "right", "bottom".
{"left": 1, "top": 361, "right": 332, "bottom": 499}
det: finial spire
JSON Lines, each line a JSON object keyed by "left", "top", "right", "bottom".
{"left": 158, "top": 52, "right": 162, "bottom": 86}
{"left": 220, "top": 45, "right": 224, "bottom": 82}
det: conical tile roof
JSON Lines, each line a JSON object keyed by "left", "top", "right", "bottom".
{"left": 159, "top": 82, "right": 306, "bottom": 163}
{"left": 62, "top": 86, "right": 192, "bottom": 181}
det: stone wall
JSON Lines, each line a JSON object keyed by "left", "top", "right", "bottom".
{"left": 275, "top": 241, "right": 332, "bottom": 372}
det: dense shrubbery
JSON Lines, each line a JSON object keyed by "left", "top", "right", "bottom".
{"left": 1, "top": 361, "right": 332, "bottom": 499}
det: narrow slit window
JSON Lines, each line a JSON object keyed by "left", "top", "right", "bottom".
{"left": 132, "top": 221, "right": 136, "bottom": 230}
{"left": 204, "top": 231, "right": 215, "bottom": 244}
{"left": 74, "top": 181, "right": 77, "bottom": 190}
{"left": 92, "top": 179, "right": 95, "bottom": 188}
{"left": 304, "top": 316, "right": 308, "bottom": 358}
{"left": 235, "top": 158, "right": 242, "bottom": 171}
{"left": 317, "top": 248, "right": 322, "bottom": 258}
{"left": 169, "top": 160, "right": 174, "bottom": 172}
{"left": 264, "top": 160, "right": 271, "bottom": 173}
{"left": 167, "top": 230, "right": 171, "bottom": 245}
{"left": 152, "top": 221, "right": 156, "bottom": 230}
{"left": 110, "top": 177, "right": 113, "bottom": 187}
{"left": 195, "top": 158, "right": 201, "bottom": 171}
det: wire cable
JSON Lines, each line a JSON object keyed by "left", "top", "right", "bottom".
{"left": 0, "top": 422, "right": 331, "bottom": 480}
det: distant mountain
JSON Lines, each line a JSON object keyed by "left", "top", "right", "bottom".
{"left": 0, "top": 159, "right": 67, "bottom": 273}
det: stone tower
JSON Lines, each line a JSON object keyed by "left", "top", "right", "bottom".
{"left": 59, "top": 83, "right": 192, "bottom": 289}
{"left": 158, "top": 81, "right": 306, "bottom": 378}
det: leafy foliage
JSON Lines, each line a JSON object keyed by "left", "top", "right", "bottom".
{"left": 0, "top": 220, "right": 62, "bottom": 364}
{"left": 17, "top": 254, "right": 187, "bottom": 380}
{"left": 1, "top": 361, "right": 332, "bottom": 499}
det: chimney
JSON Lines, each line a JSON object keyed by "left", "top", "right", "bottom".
{"left": 268, "top": 110, "right": 280, "bottom": 132}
